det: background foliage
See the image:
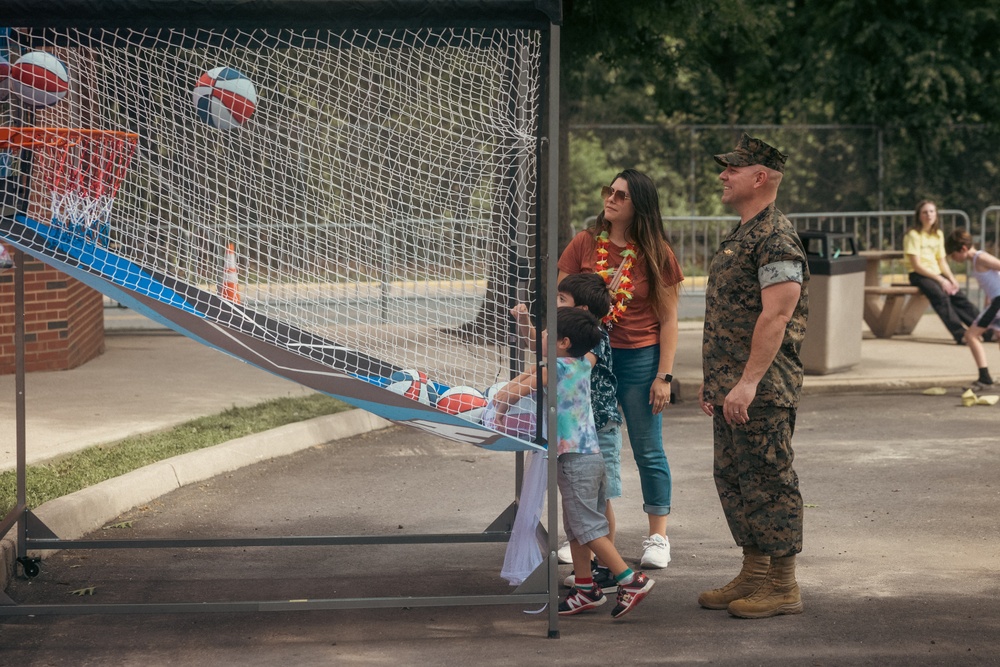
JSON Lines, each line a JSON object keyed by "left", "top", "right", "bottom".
{"left": 560, "top": 1, "right": 1000, "bottom": 233}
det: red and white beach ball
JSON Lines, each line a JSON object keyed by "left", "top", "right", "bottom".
{"left": 387, "top": 369, "right": 438, "bottom": 406}
{"left": 192, "top": 66, "right": 257, "bottom": 130}
{"left": 9, "top": 51, "right": 69, "bottom": 108}
{"left": 436, "top": 386, "right": 488, "bottom": 423}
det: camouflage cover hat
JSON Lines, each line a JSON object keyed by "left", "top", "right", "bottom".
{"left": 714, "top": 132, "right": 788, "bottom": 173}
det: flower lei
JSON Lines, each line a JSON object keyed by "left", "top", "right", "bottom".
{"left": 594, "top": 231, "right": 637, "bottom": 328}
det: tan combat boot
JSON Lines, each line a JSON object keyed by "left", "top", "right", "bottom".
{"left": 697, "top": 546, "right": 770, "bottom": 610}
{"left": 727, "top": 554, "right": 803, "bottom": 618}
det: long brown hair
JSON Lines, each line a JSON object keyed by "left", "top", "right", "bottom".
{"left": 588, "top": 169, "right": 678, "bottom": 316}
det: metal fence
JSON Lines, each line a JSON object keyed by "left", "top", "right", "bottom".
{"left": 665, "top": 208, "right": 1000, "bottom": 304}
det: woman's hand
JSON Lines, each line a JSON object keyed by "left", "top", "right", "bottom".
{"left": 649, "top": 376, "right": 671, "bottom": 415}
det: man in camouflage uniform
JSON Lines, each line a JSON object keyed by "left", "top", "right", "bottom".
{"left": 697, "top": 133, "right": 809, "bottom": 618}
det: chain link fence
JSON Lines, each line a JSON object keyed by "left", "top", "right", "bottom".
{"left": 569, "top": 123, "right": 1000, "bottom": 223}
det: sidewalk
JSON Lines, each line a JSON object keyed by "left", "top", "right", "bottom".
{"left": 0, "top": 303, "right": 988, "bottom": 472}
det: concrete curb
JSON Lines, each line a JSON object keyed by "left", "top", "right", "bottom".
{"left": 1, "top": 408, "right": 390, "bottom": 595}
{"left": 801, "top": 375, "right": 973, "bottom": 395}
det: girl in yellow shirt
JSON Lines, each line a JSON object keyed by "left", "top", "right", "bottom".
{"left": 904, "top": 200, "right": 978, "bottom": 344}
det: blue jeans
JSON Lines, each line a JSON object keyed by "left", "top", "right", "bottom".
{"left": 612, "top": 345, "right": 671, "bottom": 515}
{"left": 597, "top": 423, "right": 622, "bottom": 500}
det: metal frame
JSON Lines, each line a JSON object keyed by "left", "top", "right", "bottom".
{"left": 0, "top": 2, "right": 564, "bottom": 637}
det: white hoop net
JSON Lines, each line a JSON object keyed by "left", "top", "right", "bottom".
{"left": 21, "top": 129, "right": 139, "bottom": 244}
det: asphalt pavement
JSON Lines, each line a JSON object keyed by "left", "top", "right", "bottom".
{"left": 1, "top": 301, "right": 999, "bottom": 664}
{"left": 2, "top": 392, "right": 998, "bottom": 665}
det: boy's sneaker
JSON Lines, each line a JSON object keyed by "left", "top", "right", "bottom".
{"left": 611, "top": 573, "right": 654, "bottom": 619}
{"left": 640, "top": 534, "right": 671, "bottom": 569}
{"left": 563, "top": 565, "right": 618, "bottom": 591}
{"left": 966, "top": 380, "right": 994, "bottom": 393}
{"left": 557, "top": 541, "right": 573, "bottom": 564}
{"left": 558, "top": 586, "right": 606, "bottom": 615}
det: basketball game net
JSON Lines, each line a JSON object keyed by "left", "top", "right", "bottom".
{"left": 1, "top": 26, "right": 542, "bottom": 407}
{"left": 0, "top": 127, "right": 138, "bottom": 247}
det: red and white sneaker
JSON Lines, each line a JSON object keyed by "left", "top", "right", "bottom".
{"left": 558, "top": 586, "right": 606, "bottom": 615}
{"left": 611, "top": 573, "right": 654, "bottom": 619}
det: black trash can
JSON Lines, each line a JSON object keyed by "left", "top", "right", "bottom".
{"left": 798, "top": 231, "right": 867, "bottom": 375}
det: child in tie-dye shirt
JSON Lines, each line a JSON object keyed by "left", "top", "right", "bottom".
{"left": 493, "top": 307, "right": 654, "bottom": 619}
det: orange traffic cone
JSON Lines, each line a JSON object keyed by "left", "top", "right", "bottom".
{"left": 221, "top": 242, "right": 240, "bottom": 304}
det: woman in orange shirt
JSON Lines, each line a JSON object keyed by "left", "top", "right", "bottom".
{"left": 557, "top": 168, "right": 683, "bottom": 569}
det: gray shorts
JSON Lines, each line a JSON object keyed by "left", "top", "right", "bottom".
{"left": 557, "top": 452, "right": 610, "bottom": 546}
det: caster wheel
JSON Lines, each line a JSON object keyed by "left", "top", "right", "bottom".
{"left": 17, "top": 557, "right": 40, "bottom": 578}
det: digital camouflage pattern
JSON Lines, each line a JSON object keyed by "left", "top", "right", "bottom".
{"left": 713, "top": 407, "right": 803, "bottom": 557}
{"left": 712, "top": 407, "right": 803, "bottom": 558}
{"left": 702, "top": 202, "right": 807, "bottom": 557}
{"left": 714, "top": 132, "right": 789, "bottom": 173}
{"left": 701, "top": 204, "right": 809, "bottom": 408}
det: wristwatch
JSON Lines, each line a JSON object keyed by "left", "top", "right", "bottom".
{"left": 655, "top": 372, "right": 673, "bottom": 383}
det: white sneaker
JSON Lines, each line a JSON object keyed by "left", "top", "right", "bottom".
{"left": 557, "top": 540, "right": 573, "bottom": 564}
{"left": 640, "top": 534, "right": 671, "bottom": 569}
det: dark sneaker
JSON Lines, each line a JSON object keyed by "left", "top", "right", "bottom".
{"left": 558, "top": 586, "right": 606, "bottom": 615}
{"left": 563, "top": 565, "right": 618, "bottom": 591}
{"left": 966, "top": 380, "right": 994, "bottom": 393}
{"left": 611, "top": 572, "right": 654, "bottom": 619}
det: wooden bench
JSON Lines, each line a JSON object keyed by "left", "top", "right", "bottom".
{"left": 863, "top": 284, "right": 930, "bottom": 338}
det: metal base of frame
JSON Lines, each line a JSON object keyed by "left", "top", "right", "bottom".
{"left": 0, "top": 505, "right": 556, "bottom": 618}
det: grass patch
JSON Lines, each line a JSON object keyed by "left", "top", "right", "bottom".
{"left": 0, "top": 394, "right": 350, "bottom": 518}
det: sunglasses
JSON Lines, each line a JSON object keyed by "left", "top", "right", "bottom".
{"left": 601, "top": 186, "right": 630, "bottom": 203}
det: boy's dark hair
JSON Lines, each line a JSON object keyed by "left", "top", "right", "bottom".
{"left": 556, "top": 306, "right": 603, "bottom": 357}
{"left": 945, "top": 228, "right": 973, "bottom": 255}
{"left": 558, "top": 273, "right": 612, "bottom": 320}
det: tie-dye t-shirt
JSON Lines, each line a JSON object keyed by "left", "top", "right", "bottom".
{"left": 553, "top": 356, "right": 600, "bottom": 456}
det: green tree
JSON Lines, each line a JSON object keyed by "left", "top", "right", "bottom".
{"left": 561, "top": 0, "right": 1000, "bottom": 218}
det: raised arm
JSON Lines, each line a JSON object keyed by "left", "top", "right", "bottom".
{"left": 493, "top": 366, "right": 540, "bottom": 418}
{"left": 510, "top": 303, "right": 536, "bottom": 352}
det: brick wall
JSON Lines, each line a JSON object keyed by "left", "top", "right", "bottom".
{"left": 0, "top": 244, "right": 105, "bottom": 375}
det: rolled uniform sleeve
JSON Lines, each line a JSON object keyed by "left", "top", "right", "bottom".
{"left": 759, "top": 260, "right": 803, "bottom": 289}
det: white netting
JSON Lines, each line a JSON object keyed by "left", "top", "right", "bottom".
{"left": 2, "top": 27, "right": 542, "bottom": 398}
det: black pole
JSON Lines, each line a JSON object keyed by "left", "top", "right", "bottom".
{"left": 14, "top": 249, "right": 27, "bottom": 565}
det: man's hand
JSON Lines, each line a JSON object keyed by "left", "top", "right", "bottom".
{"left": 722, "top": 379, "right": 756, "bottom": 426}
{"left": 698, "top": 383, "right": 714, "bottom": 417}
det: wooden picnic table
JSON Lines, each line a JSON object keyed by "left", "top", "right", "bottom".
{"left": 859, "top": 250, "right": 929, "bottom": 338}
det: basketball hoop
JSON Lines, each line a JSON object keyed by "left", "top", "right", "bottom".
{"left": 0, "top": 127, "right": 138, "bottom": 247}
